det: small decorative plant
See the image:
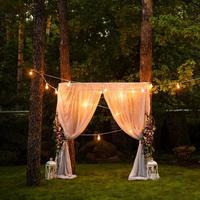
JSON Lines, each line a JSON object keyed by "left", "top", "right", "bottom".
{"left": 53, "top": 114, "right": 65, "bottom": 154}
{"left": 141, "top": 114, "right": 156, "bottom": 161}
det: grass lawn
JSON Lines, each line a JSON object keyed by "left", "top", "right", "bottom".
{"left": 0, "top": 163, "right": 200, "bottom": 200}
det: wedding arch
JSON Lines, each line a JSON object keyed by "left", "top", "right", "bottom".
{"left": 56, "top": 82, "right": 151, "bottom": 180}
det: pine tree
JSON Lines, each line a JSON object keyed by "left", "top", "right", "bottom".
{"left": 27, "top": 0, "right": 46, "bottom": 186}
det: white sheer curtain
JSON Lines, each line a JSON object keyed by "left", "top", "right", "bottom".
{"left": 56, "top": 83, "right": 102, "bottom": 179}
{"left": 103, "top": 83, "right": 150, "bottom": 180}
{"left": 56, "top": 82, "right": 150, "bottom": 180}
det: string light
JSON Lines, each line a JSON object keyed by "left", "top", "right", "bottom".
{"left": 104, "top": 88, "right": 108, "bottom": 93}
{"left": 115, "top": 112, "right": 120, "bottom": 117}
{"left": 97, "top": 134, "right": 101, "bottom": 141}
{"left": 119, "top": 92, "right": 124, "bottom": 100}
{"left": 148, "top": 83, "right": 153, "bottom": 91}
{"left": 27, "top": 69, "right": 200, "bottom": 95}
{"left": 25, "top": 68, "right": 200, "bottom": 144}
{"left": 81, "top": 129, "right": 121, "bottom": 137}
{"left": 131, "top": 89, "right": 135, "bottom": 94}
{"left": 82, "top": 101, "right": 89, "bottom": 108}
{"left": 176, "top": 83, "right": 180, "bottom": 90}
{"left": 45, "top": 83, "right": 49, "bottom": 90}
{"left": 29, "top": 70, "right": 33, "bottom": 76}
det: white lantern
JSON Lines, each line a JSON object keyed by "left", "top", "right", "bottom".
{"left": 147, "top": 160, "right": 160, "bottom": 180}
{"left": 45, "top": 158, "right": 57, "bottom": 180}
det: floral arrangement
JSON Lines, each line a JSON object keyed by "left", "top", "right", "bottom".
{"left": 141, "top": 114, "right": 156, "bottom": 161}
{"left": 53, "top": 114, "right": 65, "bottom": 153}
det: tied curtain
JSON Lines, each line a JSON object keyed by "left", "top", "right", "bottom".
{"left": 56, "top": 83, "right": 102, "bottom": 179}
{"left": 56, "top": 82, "right": 150, "bottom": 180}
{"left": 103, "top": 83, "right": 150, "bottom": 180}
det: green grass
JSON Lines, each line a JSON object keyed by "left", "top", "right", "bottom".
{"left": 0, "top": 163, "right": 200, "bottom": 200}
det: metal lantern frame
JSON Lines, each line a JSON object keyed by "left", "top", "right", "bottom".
{"left": 146, "top": 160, "right": 160, "bottom": 180}
{"left": 45, "top": 158, "right": 57, "bottom": 180}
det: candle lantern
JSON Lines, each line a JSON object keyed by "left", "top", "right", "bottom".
{"left": 147, "top": 160, "right": 160, "bottom": 180}
{"left": 45, "top": 158, "right": 57, "bottom": 180}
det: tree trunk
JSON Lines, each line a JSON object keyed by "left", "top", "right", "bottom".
{"left": 17, "top": 16, "right": 24, "bottom": 97}
{"left": 57, "top": 0, "right": 75, "bottom": 173}
{"left": 140, "top": 0, "right": 153, "bottom": 82}
{"left": 27, "top": 0, "right": 46, "bottom": 186}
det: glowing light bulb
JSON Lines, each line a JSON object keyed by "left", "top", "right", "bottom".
{"left": 67, "top": 81, "right": 71, "bottom": 87}
{"left": 82, "top": 102, "right": 89, "bottom": 108}
{"left": 115, "top": 112, "right": 120, "bottom": 117}
{"left": 29, "top": 70, "right": 33, "bottom": 76}
{"left": 55, "top": 89, "right": 58, "bottom": 95}
{"left": 97, "top": 134, "right": 101, "bottom": 141}
{"left": 45, "top": 83, "right": 49, "bottom": 90}
{"left": 176, "top": 83, "right": 180, "bottom": 90}
{"left": 149, "top": 84, "right": 153, "bottom": 91}
{"left": 119, "top": 92, "right": 124, "bottom": 100}
{"left": 131, "top": 89, "right": 135, "bottom": 94}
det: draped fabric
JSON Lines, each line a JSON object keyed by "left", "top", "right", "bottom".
{"left": 56, "top": 82, "right": 150, "bottom": 180}
{"left": 103, "top": 83, "right": 150, "bottom": 139}
{"left": 56, "top": 83, "right": 102, "bottom": 178}
{"left": 57, "top": 141, "right": 76, "bottom": 179}
{"left": 103, "top": 83, "right": 150, "bottom": 180}
{"left": 128, "top": 141, "right": 147, "bottom": 180}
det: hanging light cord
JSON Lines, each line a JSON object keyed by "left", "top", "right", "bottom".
{"left": 81, "top": 129, "right": 122, "bottom": 136}
{"left": 30, "top": 68, "right": 200, "bottom": 90}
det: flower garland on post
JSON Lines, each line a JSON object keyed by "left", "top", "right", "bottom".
{"left": 53, "top": 114, "right": 65, "bottom": 155}
{"left": 141, "top": 114, "right": 156, "bottom": 161}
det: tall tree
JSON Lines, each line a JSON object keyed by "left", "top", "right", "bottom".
{"left": 140, "top": 0, "right": 153, "bottom": 82}
{"left": 27, "top": 0, "right": 46, "bottom": 186}
{"left": 17, "top": 15, "right": 24, "bottom": 98}
{"left": 57, "top": 0, "right": 76, "bottom": 173}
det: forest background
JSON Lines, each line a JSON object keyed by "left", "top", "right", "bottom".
{"left": 0, "top": 0, "right": 200, "bottom": 165}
